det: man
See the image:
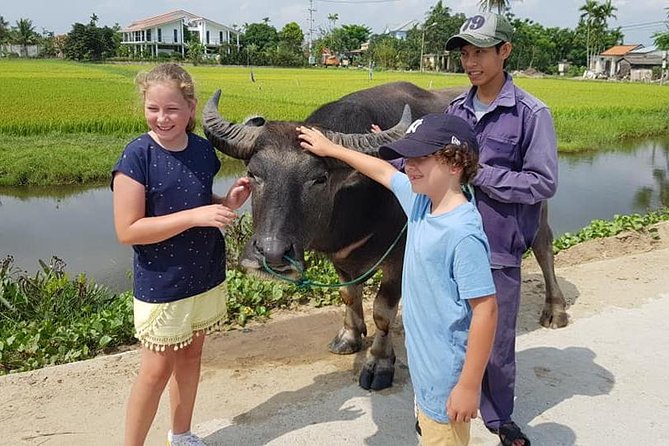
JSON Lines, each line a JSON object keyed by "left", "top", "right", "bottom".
{"left": 444, "top": 12, "right": 558, "bottom": 446}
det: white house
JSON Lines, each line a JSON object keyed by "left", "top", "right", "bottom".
{"left": 120, "top": 10, "right": 240, "bottom": 58}
{"left": 383, "top": 20, "right": 419, "bottom": 40}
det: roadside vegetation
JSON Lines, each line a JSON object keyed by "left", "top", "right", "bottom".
{"left": 2, "top": 209, "right": 668, "bottom": 375}
{"left": 1, "top": 60, "right": 669, "bottom": 186}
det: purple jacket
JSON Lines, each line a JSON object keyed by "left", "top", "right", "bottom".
{"left": 446, "top": 73, "right": 558, "bottom": 267}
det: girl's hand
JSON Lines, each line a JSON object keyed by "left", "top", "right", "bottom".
{"left": 446, "top": 383, "right": 479, "bottom": 423}
{"left": 223, "top": 177, "right": 252, "bottom": 210}
{"left": 189, "top": 204, "right": 238, "bottom": 229}
{"left": 296, "top": 126, "right": 340, "bottom": 157}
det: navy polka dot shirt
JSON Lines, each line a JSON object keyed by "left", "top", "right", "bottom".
{"left": 112, "top": 133, "right": 226, "bottom": 303}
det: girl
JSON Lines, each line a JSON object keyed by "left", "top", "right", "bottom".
{"left": 112, "top": 63, "right": 251, "bottom": 446}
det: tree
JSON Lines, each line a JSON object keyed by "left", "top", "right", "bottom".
{"left": 274, "top": 22, "right": 306, "bottom": 67}
{"left": 479, "top": 0, "right": 510, "bottom": 13}
{"left": 0, "top": 16, "right": 10, "bottom": 44}
{"left": 243, "top": 21, "right": 279, "bottom": 64}
{"left": 279, "top": 22, "right": 304, "bottom": 53}
{"left": 187, "top": 40, "right": 205, "bottom": 65}
{"left": 416, "top": 1, "right": 466, "bottom": 71}
{"left": 578, "top": 0, "right": 619, "bottom": 69}
{"left": 62, "top": 15, "right": 119, "bottom": 61}
{"left": 653, "top": 7, "right": 669, "bottom": 50}
{"left": 12, "top": 18, "right": 40, "bottom": 57}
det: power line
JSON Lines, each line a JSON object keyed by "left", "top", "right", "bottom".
{"left": 617, "top": 20, "right": 668, "bottom": 30}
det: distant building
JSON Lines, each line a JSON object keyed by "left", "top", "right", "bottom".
{"left": 120, "top": 9, "right": 240, "bottom": 58}
{"left": 383, "top": 20, "right": 418, "bottom": 40}
{"left": 594, "top": 44, "right": 642, "bottom": 76}
{"left": 618, "top": 45, "right": 666, "bottom": 82}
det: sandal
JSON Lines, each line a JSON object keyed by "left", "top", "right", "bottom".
{"left": 488, "top": 422, "right": 531, "bottom": 446}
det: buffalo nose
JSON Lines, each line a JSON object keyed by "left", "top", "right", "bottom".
{"left": 254, "top": 237, "right": 294, "bottom": 265}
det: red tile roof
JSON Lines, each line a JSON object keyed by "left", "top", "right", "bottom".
{"left": 122, "top": 9, "right": 229, "bottom": 32}
{"left": 600, "top": 44, "right": 643, "bottom": 56}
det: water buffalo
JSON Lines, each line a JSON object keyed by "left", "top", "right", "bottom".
{"left": 203, "top": 81, "right": 567, "bottom": 390}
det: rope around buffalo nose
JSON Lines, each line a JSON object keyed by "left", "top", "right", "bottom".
{"left": 260, "top": 222, "right": 408, "bottom": 289}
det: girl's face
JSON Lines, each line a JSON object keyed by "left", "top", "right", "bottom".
{"left": 144, "top": 81, "right": 196, "bottom": 150}
{"left": 459, "top": 43, "right": 510, "bottom": 88}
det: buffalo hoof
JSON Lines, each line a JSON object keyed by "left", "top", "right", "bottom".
{"left": 328, "top": 327, "right": 363, "bottom": 355}
{"left": 358, "top": 357, "right": 395, "bottom": 391}
{"left": 540, "top": 303, "right": 569, "bottom": 329}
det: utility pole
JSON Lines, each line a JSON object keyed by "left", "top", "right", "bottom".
{"left": 308, "top": 0, "right": 316, "bottom": 65}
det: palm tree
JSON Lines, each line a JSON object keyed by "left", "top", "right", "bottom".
{"left": 579, "top": 0, "right": 617, "bottom": 70}
{"left": 0, "top": 16, "right": 10, "bottom": 44}
{"left": 479, "top": 0, "right": 510, "bottom": 13}
{"left": 12, "top": 18, "right": 39, "bottom": 57}
{"left": 327, "top": 13, "right": 339, "bottom": 53}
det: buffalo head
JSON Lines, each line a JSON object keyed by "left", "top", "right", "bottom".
{"left": 203, "top": 89, "right": 412, "bottom": 277}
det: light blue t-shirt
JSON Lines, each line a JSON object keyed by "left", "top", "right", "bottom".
{"left": 391, "top": 172, "right": 496, "bottom": 423}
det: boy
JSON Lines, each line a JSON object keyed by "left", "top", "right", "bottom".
{"left": 298, "top": 114, "right": 497, "bottom": 445}
{"left": 444, "top": 12, "right": 559, "bottom": 446}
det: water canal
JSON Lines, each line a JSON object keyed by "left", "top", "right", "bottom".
{"left": 1, "top": 137, "right": 668, "bottom": 291}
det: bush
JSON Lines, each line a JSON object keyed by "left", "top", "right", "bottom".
{"left": 0, "top": 256, "right": 135, "bottom": 374}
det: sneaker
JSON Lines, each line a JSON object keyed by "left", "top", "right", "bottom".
{"left": 167, "top": 430, "right": 206, "bottom": 446}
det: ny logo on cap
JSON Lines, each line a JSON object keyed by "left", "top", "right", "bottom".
{"left": 451, "top": 136, "right": 461, "bottom": 146}
{"left": 406, "top": 118, "right": 424, "bottom": 134}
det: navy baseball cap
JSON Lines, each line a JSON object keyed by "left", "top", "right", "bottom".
{"left": 379, "top": 113, "right": 478, "bottom": 160}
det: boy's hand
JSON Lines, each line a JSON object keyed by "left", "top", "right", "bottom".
{"left": 446, "top": 383, "right": 480, "bottom": 423}
{"left": 297, "top": 126, "right": 340, "bottom": 157}
{"left": 224, "top": 177, "right": 252, "bottom": 210}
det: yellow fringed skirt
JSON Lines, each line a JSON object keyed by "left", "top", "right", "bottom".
{"left": 133, "top": 282, "right": 228, "bottom": 352}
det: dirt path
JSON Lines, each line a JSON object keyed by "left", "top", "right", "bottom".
{"left": 2, "top": 223, "right": 669, "bottom": 445}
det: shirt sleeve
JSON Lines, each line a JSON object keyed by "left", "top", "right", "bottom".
{"left": 473, "top": 107, "right": 558, "bottom": 205}
{"left": 111, "top": 142, "right": 147, "bottom": 189}
{"left": 453, "top": 235, "right": 496, "bottom": 300}
{"left": 390, "top": 171, "right": 413, "bottom": 216}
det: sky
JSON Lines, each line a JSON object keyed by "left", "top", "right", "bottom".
{"left": 2, "top": 0, "right": 668, "bottom": 47}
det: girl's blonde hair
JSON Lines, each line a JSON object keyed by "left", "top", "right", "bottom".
{"left": 135, "top": 63, "right": 197, "bottom": 133}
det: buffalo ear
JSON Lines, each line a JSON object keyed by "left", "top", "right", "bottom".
{"left": 244, "top": 116, "right": 266, "bottom": 127}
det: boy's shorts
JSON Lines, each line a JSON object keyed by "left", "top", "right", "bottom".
{"left": 416, "top": 408, "right": 470, "bottom": 446}
{"left": 133, "top": 282, "right": 228, "bottom": 351}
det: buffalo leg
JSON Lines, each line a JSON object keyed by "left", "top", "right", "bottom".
{"left": 329, "top": 281, "right": 366, "bottom": 354}
{"left": 359, "top": 259, "right": 402, "bottom": 390}
{"left": 532, "top": 203, "right": 569, "bottom": 328}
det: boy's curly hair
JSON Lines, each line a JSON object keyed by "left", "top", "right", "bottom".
{"left": 433, "top": 143, "right": 479, "bottom": 185}
{"left": 135, "top": 63, "right": 197, "bottom": 132}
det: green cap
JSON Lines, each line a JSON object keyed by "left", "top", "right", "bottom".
{"left": 446, "top": 12, "right": 514, "bottom": 50}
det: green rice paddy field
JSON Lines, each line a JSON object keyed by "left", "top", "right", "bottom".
{"left": 1, "top": 59, "right": 669, "bottom": 186}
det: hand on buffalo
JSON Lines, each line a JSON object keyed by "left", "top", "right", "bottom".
{"left": 297, "top": 125, "right": 341, "bottom": 157}
{"left": 370, "top": 124, "right": 382, "bottom": 134}
{"left": 223, "top": 176, "right": 252, "bottom": 210}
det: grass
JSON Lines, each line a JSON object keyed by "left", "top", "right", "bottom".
{"left": 1, "top": 59, "right": 669, "bottom": 186}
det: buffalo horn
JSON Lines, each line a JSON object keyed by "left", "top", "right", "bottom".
{"left": 323, "top": 104, "right": 413, "bottom": 155}
{"left": 202, "top": 89, "right": 262, "bottom": 160}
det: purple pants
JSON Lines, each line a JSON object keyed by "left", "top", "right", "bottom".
{"left": 479, "top": 266, "right": 521, "bottom": 430}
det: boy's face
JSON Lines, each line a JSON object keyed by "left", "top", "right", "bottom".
{"left": 404, "top": 154, "right": 461, "bottom": 195}
{"left": 459, "top": 43, "right": 511, "bottom": 87}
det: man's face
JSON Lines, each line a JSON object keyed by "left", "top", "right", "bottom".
{"left": 459, "top": 43, "right": 511, "bottom": 87}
